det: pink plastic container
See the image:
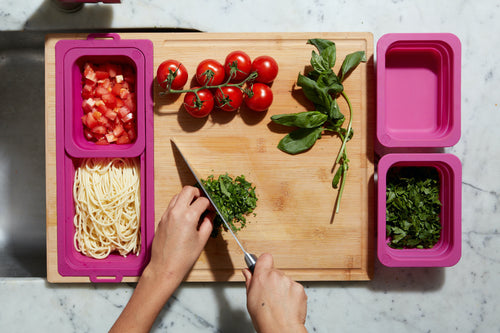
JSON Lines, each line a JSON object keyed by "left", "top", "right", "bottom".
{"left": 57, "top": 34, "right": 146, "bottom": 158}
{"left": 377, "top": 33, "right": 461, "bottom": 147}
{"left": 55, "top": 34, "right": 155, "bottom": 282}
{"left": 377, "top": 153, "right": 462, "bottom": 267}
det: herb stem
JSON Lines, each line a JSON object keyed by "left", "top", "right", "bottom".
{"left": 335, "top": 91, "right": 353, "bottom": 165}
{"left": 335, "top": 162, "right": 347, "bottom": 214}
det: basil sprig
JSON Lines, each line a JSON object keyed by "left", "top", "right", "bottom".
{"left": 271, "top": 38, "right": 366, "bottom": 213}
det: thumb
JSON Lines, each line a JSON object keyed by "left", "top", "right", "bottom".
{"left": 242, "top": 268, "right": 252, "bottom": 290}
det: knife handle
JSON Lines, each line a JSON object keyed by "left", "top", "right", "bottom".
{"left": 245, "top": 253, "right": 258, "bottom": 274}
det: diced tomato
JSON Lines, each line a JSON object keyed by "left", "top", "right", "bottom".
{"left": 95, "top": 70, "right": 109, "bottom": 80}
{"left": 95, "top": 86, "right": 109, "bottom": 97}
{"left": 105, "top": 133, "right": 117, "bottom": 143}
{"left": 123, "top": 93, "right": 136, "bottom": 112}
{"left": 119, "top": 88, "right": 129, "bottom": 100}
{"left": 116, "top": 133, "right": 130, "bottom": 145}
{"left": 82, "top": 98, "right": 95, "bottom": 113}
{"left": 127, "top": 129, "right": 136, "bottom": 142}
{"left": 82, "top": 84, "right": 94, "bottom": 99}
{"left": 91, "top": 125, "right": 106, "bottom": 135}
{"left": 84, "top": 112, "right": 98, "bottom": 129}
{"left": 84, "top": 129, "right": 94, "bottom": 141}
{"left": 81, "top": 62, "right": 137, "bottom": 145}
{"left": 111, "top": 83, "right": 122, "bottom": 96}
{"left": 115, "top": 97, "right": 124, "bottom": 108}
{"left": 83, "top": 63, "right": 97, "bottom": 82}
{"left": 121, "top": 112, "right": 134, "bottom": 123}
{"left": 105, "top": 63, "right": 121, "bottom": 78}
{"left": 100, "top": 78, "right": 112, "bottom": 89}
{"left": 113, "top": 123, "right": 125, "bottom": 137}
{"left": 104, "top": 109, "right": 118, "bottom": 121}
{"left": 98, "top": 115, "right": 111, "bottom": 128}
{"left": 117, "top": 106, "right": 131, "bottom": 119}
{"left": 102, "top": 93, "right": 117, "bottom": 108}
{"left": 95, "top": 137, "right": 109, "bottom": 145}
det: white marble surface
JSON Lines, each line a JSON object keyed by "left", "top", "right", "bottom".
{"left": 1, "top": 0, "right": 500, "bottom": 332}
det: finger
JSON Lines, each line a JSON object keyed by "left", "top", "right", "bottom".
{"left": 242, "top": 268, "right": 252, "bottom": 289}
{"left": 176, "top": 186, "right": 202, "bottom": 206}
{"left": 190, "top": 196, "right": 211, "bottom": 215}
{"left": 198, "top": 213, "right": 214, "bottom": 242}
{"left": 254, "top": 253, "right": 274, "bottom": 273}
{"left": 167, "top": 193, "right": 179, "bottom": 210}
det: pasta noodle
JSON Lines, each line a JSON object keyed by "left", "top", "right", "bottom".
{"left": 73, "top": 158, "right": 141, "bottom": 259}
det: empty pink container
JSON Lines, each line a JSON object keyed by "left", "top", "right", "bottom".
{"left": 377, "top": 33, "right": 461, "bottom": 147}
{"left": 55, "top": 34, "right": 155, "bottom": 282}
{"left": 377, "top": 153, "right": 462, "bottom": 267}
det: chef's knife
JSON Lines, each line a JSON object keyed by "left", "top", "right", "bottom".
{"left": 171, "top": 139, "right": 258, "bottom": 273}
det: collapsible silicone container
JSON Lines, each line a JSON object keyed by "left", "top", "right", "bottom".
{"left": 377, "top": 33, "right": 461, "bottom": 147}
{"left": 377, "top": 153, "right": 462, "bottom": 267}
{"left": 57, "top": 34, "right": 146, "bottom": 158}
{"left": 55, "top": 34, "right": 155, "bottom": 282}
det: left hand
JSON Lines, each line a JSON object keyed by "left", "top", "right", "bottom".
{"left": 146, "top": 186, "right": 214, "bottom": 283}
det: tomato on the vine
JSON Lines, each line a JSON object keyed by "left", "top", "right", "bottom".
{"left": 183, "top": 88, "right": 214, "bottom": 118}
{"left": 244, "top": 83, "right": 273, "bottom": 112}
{"left": 157, "top": 60, "right": 188, "bottom": 90}
{"left": 251, "top": 56, "right": 279, "bottom": 84}
{"left": 215, "top": 86, "right": 243, "bottom": 112}
{"left": 224, "top": 51, "right": 252, "bottom": 83}
{"left": 196, "top": 59, "right": 226, "bottom": 86}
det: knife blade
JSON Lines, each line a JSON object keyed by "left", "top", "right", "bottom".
{"left": 171, "top": 139, "right": 258, "bottom": 273}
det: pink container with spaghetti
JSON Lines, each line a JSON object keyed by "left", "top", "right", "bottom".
{"left": 55, "top": 34, "right": 155, "bottom": 282}
{"left": 376, "top": 33, "right": 461, "bottom": 148}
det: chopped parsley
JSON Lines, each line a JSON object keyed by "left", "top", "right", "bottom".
{"left": 200, "top": 174, "right": 257, "bottom": 237}
{"left": 386, "top": 167, "right": 442, "bottom": 249}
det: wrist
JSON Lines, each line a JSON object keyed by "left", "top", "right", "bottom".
{"left": 142, "top": 263, "right": 184, "bottom": 292}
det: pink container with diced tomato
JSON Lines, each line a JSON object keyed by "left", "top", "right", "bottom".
{"left": 54, "top": 34, "right": 155, "bottom": 282}
{"left": 58, "top": 35, "right": 146, "bottom": 158}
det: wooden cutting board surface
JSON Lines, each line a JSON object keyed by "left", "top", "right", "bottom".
{"left": 46, "top": 32, "right": 374, "bottom": 282}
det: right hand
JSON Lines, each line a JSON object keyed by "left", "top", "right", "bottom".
{"left": 242, "top": 253, "right": 308, "bottom": 333}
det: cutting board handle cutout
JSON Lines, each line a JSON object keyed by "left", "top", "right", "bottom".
{"left": 86, "top": 33, "right": 121, "bottom": 41}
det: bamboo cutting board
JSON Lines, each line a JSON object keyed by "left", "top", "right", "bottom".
{"left": 46, "top": 32, "right": 374, "bottom": 282}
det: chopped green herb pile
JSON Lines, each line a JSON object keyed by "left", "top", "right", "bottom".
{"left": 200, "top": 174, "right": 257, "bottom": 237}
{"left": 386, "top": 167, "right": 442, "bottom": 249}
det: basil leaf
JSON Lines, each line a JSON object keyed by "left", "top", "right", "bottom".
{"left": 297, "top": 73, "right": 331, "bottom": 107}
{"left": 307, "top": 39, "right": 336, "bottom": 67}
{"left": 310, "top": 50, "right": 329, "bottom": 73}
{"left": 339, "top": 51, "right": 367, "bottom": 82}
{"left": 277, "top": 126, "right": 324, "bottom": 155}
{"left": 332, "top": 164, "right": 343, "bottom": 188}
{"left": 271, "top": 111, "right": 328, "bottom": 128}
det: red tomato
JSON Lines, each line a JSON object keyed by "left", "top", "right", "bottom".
{"left": 157, "top": 60, "right": 188, "bottom": 90}
{"left": 196, "top": 59, "right": 225, "bottom": 86}
{"left": 215, "top": 86, "right": 243, "bottom": 112}
{"left": 183, "top": 88, "right": 214, "bottom": 118}
{"left": 251, "top": 56, "right": 279, "bottom": 84}
{"left": 224, "top": 51, "right": 252, "bottom": 83}
{"left": 244, "top": 83, "right": 273, "bottom": 112}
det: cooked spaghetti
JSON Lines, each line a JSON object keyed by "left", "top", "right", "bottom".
{"left": 73, "top": 158, "right": 141, "bottom": 259}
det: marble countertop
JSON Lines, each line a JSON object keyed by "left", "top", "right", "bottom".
{"left": 1, "top": 0, "right": 499, "bottom": 332}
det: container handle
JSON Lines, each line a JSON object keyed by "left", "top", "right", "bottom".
{"left": 89, "top": 273, "right": 123, "bottom": 283}
{"left": 87, "top": 33, "right": 121, "bottom": 41}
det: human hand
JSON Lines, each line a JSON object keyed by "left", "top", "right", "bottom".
{"left": 146, "top": 186, "right": 214, "bottom": 284}
{"left": 242, "top": 253, "right": 308, "bottom": 333}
